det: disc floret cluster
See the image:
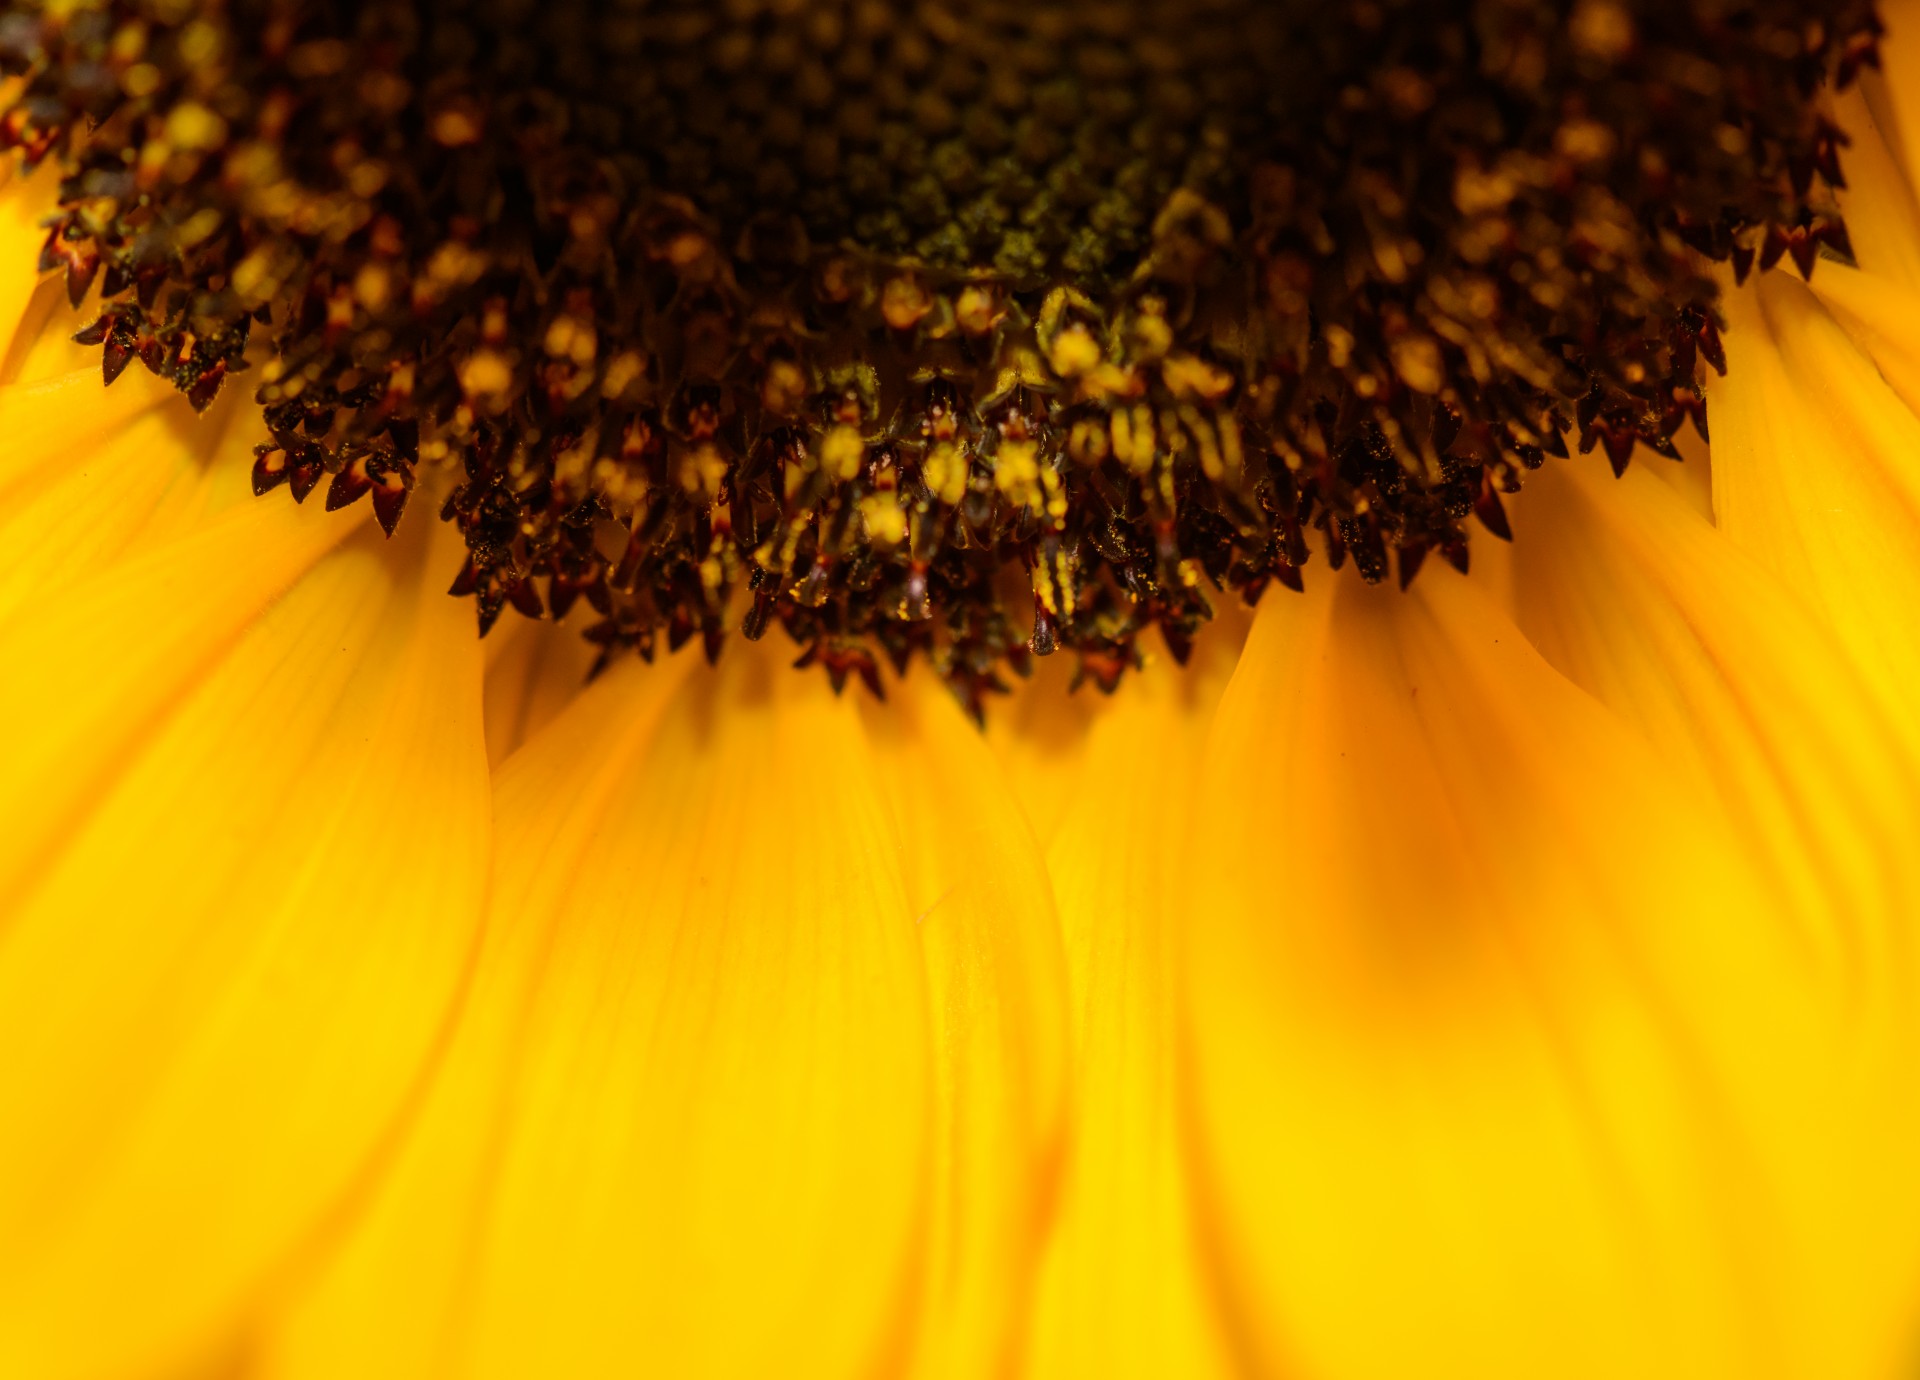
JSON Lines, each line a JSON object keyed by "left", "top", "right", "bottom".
{"left": 0, "top": 0, "right": 1879, "bottom": 714}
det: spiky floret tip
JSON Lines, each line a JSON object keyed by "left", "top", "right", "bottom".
{"left": 0, "top": 0, "right": 1879, "bottom": 715}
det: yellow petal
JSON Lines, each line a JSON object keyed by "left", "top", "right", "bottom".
{"left": 0, "top": 516, "right": 491, "bottom": 1380}
{"left": 453, "top": 652, "right": 932, "bottom": 1380}
{"left": 1818, "top": 74, "right": 1920, "bottom": 415}
{"left": 858, "top": 675, "right": 1069, "bottom": 1380}
{"left": 265, "top": 645, "right": 995, "bottom": 1379}
{"left": 0, "top": 161, "right": 60, "bottom": 361}
{"left": 1830, "top": 80, "right": 1920, "bottom": 293}
{"left": 0, "top": 387, "right": 245, "bottom": 623}
{"left": 1187, "top": 568, "right": 1913, "bottom": 1380}
{"left": 0, "top": 271, "right": 108, "bottom": 386}
{"left": 1710, "top": 272, "right": 1920, "bottom": 733}
{"left": 479, "top": 614, "right": 599, "bottom": 770}
{"left": 1803, "top": 79, "right": 1920, "bottom": 425}
{"left": 1003, "top": 640, "right": 1242, "bottom": 1380}
{"left": 986, "top": 657, "right": 1101, "bottom": 851}
{"left": 0, "top": 364, "right": 175, "bottom": 503}
{"left": 1506, "top": 454, "right": 1920, "bottom": 965}
{"left": 1863, "top": 0, "right": 1920, "bottom": 212}
{"left": 0, "top": 433, "right": 362, "bottom": 901}
{"left": 988, "top": 612, "right": 1248, "bottom": 851}
{"left": 1502, "top": 457, "right": 1920, "bottom": 1368}
{"left": 1806, "top": 262, "right": 1920, "bottom": 425}
{"left": 258, "top": 647, "right": 702, "bottom": 1380}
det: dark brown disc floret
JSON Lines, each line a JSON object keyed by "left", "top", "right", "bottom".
{"left": 0, "top": 0, "right": 1880, "bottom": 716}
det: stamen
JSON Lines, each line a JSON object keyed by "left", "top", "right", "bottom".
{"left": 0, "top": 0, "right": 1879, "bottom": 716}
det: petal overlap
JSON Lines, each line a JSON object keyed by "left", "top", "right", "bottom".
{"left": 262, "top": 647, "right": 1068, "bottom": 1380}
{"left": 992, "top": 643, "right": 1243, "bottom": 1380}
{"left": 0, "top": 516, "right": 491, "bottom": 1380}
{"left": 1185, "top": 567, "right": 1919, "bottom": 1380}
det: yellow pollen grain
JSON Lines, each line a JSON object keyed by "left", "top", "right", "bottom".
{"left": 600, "top": 350, "right": 645, "bottom": 400}
{"left": 1392, "top": 335, "right": 1445, "bottom": 394}
{"left": 544, "top": 314, "right": 597, "bottom": 365}
{"left": 1068, "top": 417, "right": 1109, "bottom": 467}
{"left": 1162, "top": 353, "right": 1234, "bottom": 403}
{"left": 858, "top": 494, "right": 906, "bottom": 547}
{"left": 431, "top": 104, "right": 485, "bottom": 147}
{"left": 954, "top": 283, "right": 1003, "bottom": 335}
{"left": 176, "top": 18, "right": 222, "bottom": 66}
{"left": 819, "top": 423, "right": 866, "bottom": 481}
{"left": 1111, "top": 404, "right": 1156, "bottom": 475}
{"left": 923, "top": 440, "right": 968, "bottom": 505}
{"left": 993, "top": 439, "right": 1043, "bottom": 509}
{"left": 761, "top": 357, "right": 808, "bottom": 415}
{"left": 122, "top": 62, "right": 162, "bottom": 98}
{"left": 353, "top": 262, "right": 392, "bottom": 313}
{"left": 678, "top": 443, "right": 729, "bottom": 497}
{"left": 1570, "top": 0, "right": 1635, "bottom": 60}
{"left": 880, "top": 275, "right": 934, "bottom": 331}
{"left": 1454, "top": 164, "right": 1518, "bottom": 214}
{"left": 1556, "top": 119, "right": 1617, "bottom": 163}
{"left": 1046, "top": 324, "right": 1102, "bottom": 378}
{"left": 459, "top": 349, "right": 514, "bottom": 401}
{"left": 164, "top": 101, "right": 227, "bottom": 152}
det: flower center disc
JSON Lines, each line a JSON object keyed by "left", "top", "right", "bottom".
{"left": 0, "top": 0, "right": 1879, "bottom": 714}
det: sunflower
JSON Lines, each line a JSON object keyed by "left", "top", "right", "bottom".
{"left": 3, "top": 0, "right": 1920, "bottom": 1377}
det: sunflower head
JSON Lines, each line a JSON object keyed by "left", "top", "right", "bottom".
{"left": 0, "top": 0, "right": 1882, "bottom": 714}
{"left": 11, "top": 2, "right": 1920, "bottom": 1379}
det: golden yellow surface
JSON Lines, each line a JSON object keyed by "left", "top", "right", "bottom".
{"left": 8, "top": 8, "right": 1920, "bottom": 1376}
